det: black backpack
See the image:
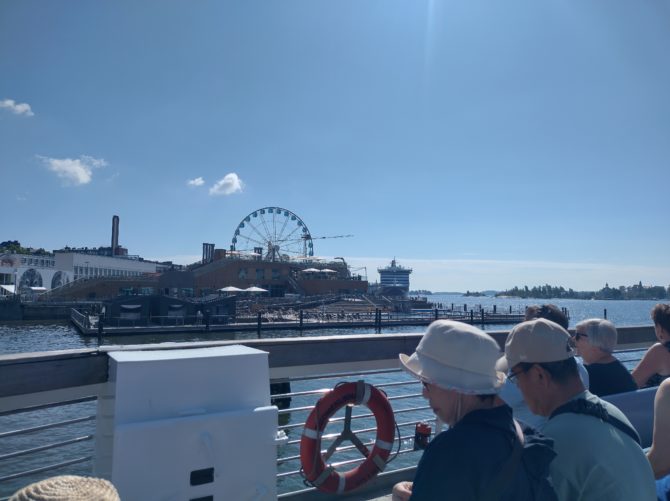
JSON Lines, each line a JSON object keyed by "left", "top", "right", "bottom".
{"left": 480, "top": 421, "right": 559, "bottom": 501}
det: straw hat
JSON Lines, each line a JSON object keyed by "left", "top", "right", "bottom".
{"left": 9, "top": 475, "right": 120, "bottom": 501}
{"left": 399, "top": 320, "right": 505, "bottom": 394}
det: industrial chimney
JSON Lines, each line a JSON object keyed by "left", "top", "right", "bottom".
{"left": 111, "top": 215, "right": 120, "bottom": 255}
{"left": 202, "top": 243, "right": 215, "bottom": 263}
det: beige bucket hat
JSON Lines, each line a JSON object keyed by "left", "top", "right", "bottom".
{"left": 399, "top": 320, "right": 505, "bottom": 394}
{"left": 9, "top": 475, "right": 120, "bottom": 501}
{"left": 496, "top": 318, "right": 575, "bottom": 372}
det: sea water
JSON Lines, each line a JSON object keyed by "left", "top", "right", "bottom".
{"left": 0, "top": 296, "right": 661, "bottom": 355}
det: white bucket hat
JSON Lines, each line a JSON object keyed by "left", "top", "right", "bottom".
{"left": 9, "top": 475, "right": 120, "bottom": 501}
{"left": 399, "top": 320, "right": 505, "bottom": 394}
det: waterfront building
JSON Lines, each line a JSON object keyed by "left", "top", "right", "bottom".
{"left": 0, "top": 249, "right": 172, "bottom": 296}
{"left": 0, "top": 216, "right": 174, "bottom": 297}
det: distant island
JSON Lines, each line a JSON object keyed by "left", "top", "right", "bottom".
{"left": 495, "top": 282, "right": 669, "bottom": 300}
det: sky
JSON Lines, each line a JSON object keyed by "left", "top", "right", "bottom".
{"left": 1, "top": 0, "right": 669, "bottom": 292}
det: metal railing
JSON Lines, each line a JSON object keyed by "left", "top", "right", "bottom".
{"left": 0, "top": 327, "right": 656, "bottom": 500}
{"left": 0, "top": 397, "right": 97, "bottom": 500}
{"left": 272, "top": 368, "right": 434, "bottom": 497}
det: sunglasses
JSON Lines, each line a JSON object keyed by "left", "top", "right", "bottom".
{"left": 574, "top": 332, "right": 588, "bottom": 341}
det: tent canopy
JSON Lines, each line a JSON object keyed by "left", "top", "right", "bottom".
{"left": 301, "top": 268, "right": 321, "bottom": 273}
{"left": 219, "top": 286, "right": 243, "bottom": 292}
{"left": 244, "top": 286, "right": 268, "bottom": 293}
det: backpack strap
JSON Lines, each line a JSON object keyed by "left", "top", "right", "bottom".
{"left": 549, "top": 398, "right": 640, "bottom": 445}
{"left": 479, "top": 420, "right": 524, "bottom": 501}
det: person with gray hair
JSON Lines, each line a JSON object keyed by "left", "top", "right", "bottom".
{"left": 574, "top": 318, "right": 636, "bottom": 397}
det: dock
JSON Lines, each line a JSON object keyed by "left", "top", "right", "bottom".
{"left": 70, "top": 307, "right": 527, "bottom": 336}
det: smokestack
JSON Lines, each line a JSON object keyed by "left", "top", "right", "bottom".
{"left": 111, "top": 215, "right": 119, "bottom": 255}
{"left": 202, "top": 243, "right": 215, "bottom": 263}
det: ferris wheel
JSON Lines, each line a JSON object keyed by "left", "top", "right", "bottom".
{"left": 231, "top": 207, "right": 314, "bottom": 261}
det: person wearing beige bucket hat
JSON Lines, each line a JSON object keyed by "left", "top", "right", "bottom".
{"left": 392, "top": 320, "right": 558, "bottom": 501}
{"left": 9, "top": 475, "right": 120, "bottom": 501}
{"left": 497, "top": 318, "right": 656, "bottom": 501}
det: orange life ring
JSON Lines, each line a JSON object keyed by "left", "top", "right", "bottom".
{"left": 300, "top": 381, "right": 396, "bottom": 494}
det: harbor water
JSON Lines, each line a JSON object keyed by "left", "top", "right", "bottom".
{"left": 0, "top": 296, "right": 663, "bottom": 497}
{"left": 0, "top": 296, "right": 661, "bottom": 355}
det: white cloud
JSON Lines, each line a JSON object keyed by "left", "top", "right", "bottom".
{"left": 105, "top": 172, "right": 120, "bottom": 183}
{"left": 38, "top": 155, "right": 108, "bottom": 186}
{"left": 0, "top": 98, "right": 34, "bottom": 116}
{"left": 187, "top": 176, "right": 205, "bottom": 187}
{"left": 209, "top": 173, "right": 244, "bottom": 196}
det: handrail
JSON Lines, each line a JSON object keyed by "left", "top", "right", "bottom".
{"left": 0, "top": 415, "right": 96, "bottom": 439}
{"left": 0, "top": 457, "right": 92, "bottom": 483}
{"left": 0, "top": 435, "right": 94, "bottom": 462}
{"left": 0, "top": 326, "right": 656, "bottom": 404}
{"left": 0, "top": 326, "right": 656, "bottom": 500}
{"left": 0, "top": 396, "right": 97, "bottom": 417}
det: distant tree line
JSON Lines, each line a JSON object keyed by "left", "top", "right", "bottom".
{"left": 496, "top": 282, "right": 670, "bottom": 300}
{"left": 0, "top": 240, "right": 50, "bottom": 255}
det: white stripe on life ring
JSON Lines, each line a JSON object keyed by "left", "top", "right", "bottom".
{"left": 360, "top": 383, "right": 371, "bottom": 405}
{"left": 302, "top": 427, "right": 321, "bottom": 440}
{"left": 336, "top": 471, "right": 346, "bottom": 494}
{"left": 375, "top": 439, "right": 393, "bottom": 450}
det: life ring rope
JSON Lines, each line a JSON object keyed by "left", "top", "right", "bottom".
{"left": 299, "top": 380, "right": 397, "bottom": 494}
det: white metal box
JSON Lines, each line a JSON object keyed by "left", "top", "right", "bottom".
{"left": 108, "top": 345, "right": 271, "bottom": 423}
{"left": 112, "top": 406, "right": 278, "bottom": 500}
{"left": 95, "top": 345, "right": 276, "bottom": 500}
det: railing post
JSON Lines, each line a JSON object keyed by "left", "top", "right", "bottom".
{"left": 434, "top": 308, "right": 438, "bottom": 321}
{"left": 604, "top": 308, "right": 607, "bottom": 319}
{"left": 470, "top": 310, "right": 474, "bottom": 323}
{"left": 257, "top": 312, "right": 262, "bottom": 338}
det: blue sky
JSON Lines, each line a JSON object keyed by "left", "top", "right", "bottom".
{"left": 1, "top": 0, "right": 669, "bottom": 292}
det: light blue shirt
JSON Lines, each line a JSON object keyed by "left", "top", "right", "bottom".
{"left": 542, "top": 391, "right": 656, "bottom": 501}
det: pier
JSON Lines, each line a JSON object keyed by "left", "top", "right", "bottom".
{"left": 70, "top": 305, "right": 530, "bottom": 337}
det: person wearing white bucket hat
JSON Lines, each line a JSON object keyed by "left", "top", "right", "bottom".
{"left": 392, "top": 320, "right": 558, "bottom": 501}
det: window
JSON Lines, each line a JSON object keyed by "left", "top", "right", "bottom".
{"left": 272, "top": 269, "right": 280, "bottom": 280}
{"left": 256, "top": 268, "right": 265, "bottom": 280}
{"left": 238, "top": 268, "right": 247, "bottom": 279}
